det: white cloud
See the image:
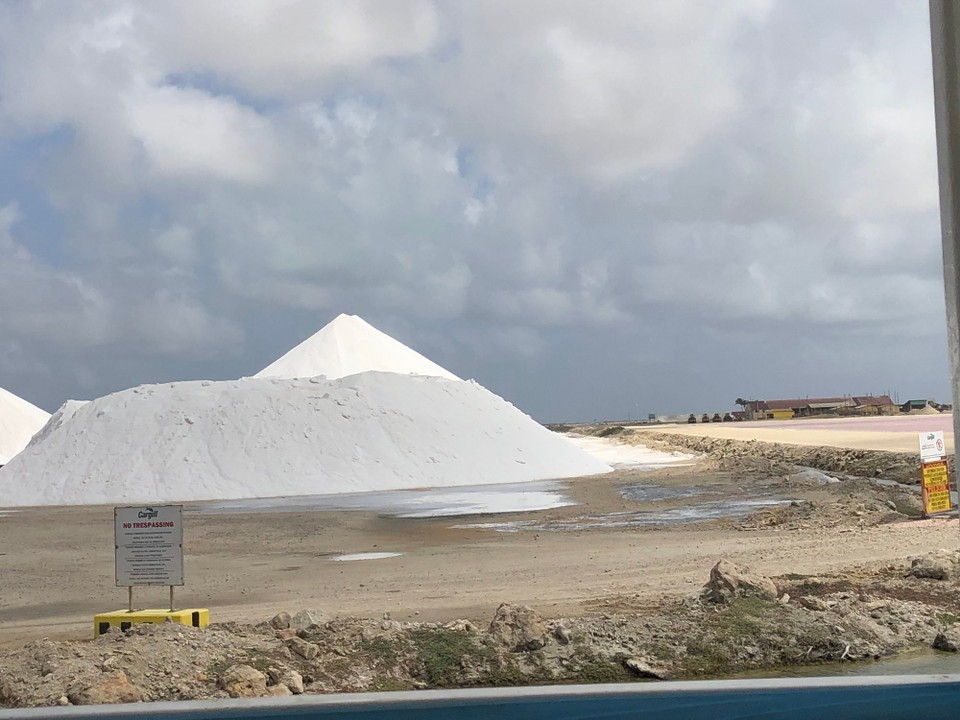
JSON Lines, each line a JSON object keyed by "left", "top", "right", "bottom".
{"left": 794, "top": 49, "right": 937, "bottom": 220}
{"left": 126, "top": 86, "right": 278, "bottom": 183}
{"left": 428, "top": 1, "right": 773, "bottom": 181}
{"left": 165, "top": 0, "right": 440, "bottom": 96}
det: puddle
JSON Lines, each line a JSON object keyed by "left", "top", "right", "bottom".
{"left": 593, "top": 499, "right": 796, "bottom": 527}
{"left": 454, "top": 498, "right": 796, "bottom": 533}
{"left": 872, "top": 478, "right": 915, "bottom": 490}
{"left": 330, "top": 552, "right": 402, "bottom": 562}
{"left": 390, "top": 489, "right": 573, "bottom": 518}
{"left": 451, "top": 520, "right": 538, "bottom": 533}
{"left": 188, "top": 481, "right": 574, "bottom": 519}
{"left": 619, "top": 483, "right": 717, "bottom": 502}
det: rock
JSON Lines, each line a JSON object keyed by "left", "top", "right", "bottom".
{"left": 269, "top": 612, "right": 291, "bottom": 630}
{"left": 779, "top": 593, "right": 790, "bottom": 605}
{"left": 623, "top": 657, "right": 664, "bottom": 679}
{"left": 275, "top": 629, "right": 298, "bottom": 641}
{"left": 703, "top": 559, "right": 778, "bottom": 604}
{"left": 69, "top": 671, "right": 145, "bottom": 705}
{"left": 799, "top": 596, "right": 829, "bottom": 612}
{"left": 291, "top": 609, "right": 326, "bottom": 633}
{"left": 443, "top": 619, "right": 477, "bottom": 633}
{"left": 286, "top": 637, "right": 319, "bottom": 660}
{"left": 488, "top": 603, "right": 548, "bottom": 652}
{"left": 266, "top": 684, "right": 292, "bottom": 697}
{"left": 0, "top": 678, "right": 14, "bottom": 704}
{"left": 219, "top": 664, "right": 267, "bottom": 698}
{"left": 281, "top": 670, "right": 305, "bottom": 694}
{"left": 57, "top": 696, "right": 69, "bottom": 706}
{"left": 934, "top": 632, "right": 959, "bottom": 652}
{"left": 910, "top": 556, "right": 953, "bottom": 581}
{"left": 553, "top": 626, "right": 572, "bottom": 645}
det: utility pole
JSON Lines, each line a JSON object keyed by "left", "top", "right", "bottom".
{"left": 930, "top": 0, "right": 960, "bottom": 527}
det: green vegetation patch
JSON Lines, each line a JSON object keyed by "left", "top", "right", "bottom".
{"left": 682, "top": 638, "right": 733, "bottom": 677}
{"left": 711, "top": 596, "right": 768, "bottom": 639}
{"left": 409, "top": 629, "right": 491, "bottom": 687}
{"left": 359, "top": 636, "right": 400, "bottom": 669}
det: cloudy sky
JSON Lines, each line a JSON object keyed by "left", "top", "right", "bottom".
{"left": 0, "top": 0, "right": 948, "bottom": 422}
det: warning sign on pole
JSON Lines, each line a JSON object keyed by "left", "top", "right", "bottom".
{"left": 917, "top": 431, "right": 953, "bottom": 517}
{"left": 921, "top": 460, "right": 953, "bottom": 515}
{"left": 114, "top": 505, "right": 184, "bottom": 587}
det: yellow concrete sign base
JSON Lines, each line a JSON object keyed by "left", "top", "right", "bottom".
{"left": 94, "top": 608, "right": 210, "bottom": 638}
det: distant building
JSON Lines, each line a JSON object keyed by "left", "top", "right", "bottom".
{"left": 850, "top": 396, "right": 898, "bottom": 416}
{"left": 743, "top": 395, "right": 896, "bottom": 420}
{"left": 900, "top": 399, "right": 941, "bottom": 414}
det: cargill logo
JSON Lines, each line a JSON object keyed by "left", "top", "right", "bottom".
{"left": 138, "top": 508, "right": 159, "bottom": 519}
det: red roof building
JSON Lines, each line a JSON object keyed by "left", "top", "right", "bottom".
{"left": 743, "top": 395, "right": 895, "bottom": 420}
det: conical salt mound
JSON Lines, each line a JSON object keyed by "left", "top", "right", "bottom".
{"left": 255, "top": 314, "right": 460, "bottom": 381}
{"left": 0, "top": 385, "right": 50, "bottom": 466}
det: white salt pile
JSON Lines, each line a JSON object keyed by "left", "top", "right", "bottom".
{"left": 0, "top": 372, "right": 611, "bottom": 507}
{"left": 564, "top": 435, "right": 695, "bottom": 468}
{"left": 256, "top": 313, "right": 459, "bottom": 381}
{"left": 0, "top": 385, "right": 50, "bottom": 466}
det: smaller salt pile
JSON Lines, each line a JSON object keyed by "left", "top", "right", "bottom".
{"left": 0, "top": 385, "right": 50, "bottom": 466}
{"left": 256, "top": 313, "right": 459, "bottom": 381}
{"left": 0, "top": 373, "right": 611, "bottom": 507}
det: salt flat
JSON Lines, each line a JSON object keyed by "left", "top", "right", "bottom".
{"left": 637, "top": 413, "right": 954, "bottom": 454}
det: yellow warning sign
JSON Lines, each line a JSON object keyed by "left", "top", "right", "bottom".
{"left": 921, "top": 460, "right": 953, "bottom": 515}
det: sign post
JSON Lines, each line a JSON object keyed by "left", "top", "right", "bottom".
{"left": 114, "top": 504, "right": 184, "bottom": 610}
{"left": 918, "top": 432, "right": 954, "bottom": 517}
{"left": 95, "top": 505, "right": 207, "bottom": 637}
